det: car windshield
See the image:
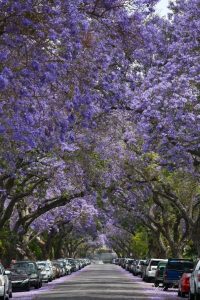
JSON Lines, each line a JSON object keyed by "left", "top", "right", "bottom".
{"left": 12, "top": 268, "right": 27, "bottom": 275}
{"left": 12, "top": 263, "right": 36, "bottom": 273}
{"left": 168, "top": 261, "right": 194, "bottom": 270}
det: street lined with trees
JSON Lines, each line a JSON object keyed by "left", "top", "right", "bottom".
{"left": 0, "top": 0, "right": 199, "bottom": 286}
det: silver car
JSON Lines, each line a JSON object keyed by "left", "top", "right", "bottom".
{"left": 189, "top": 259, "right": 200, "bottom": 300}
{"left": 36, "top": 261, "right": 54, "bottom": 283}
{"left": 0, "top": 263, "right": 12, "bottom": 299}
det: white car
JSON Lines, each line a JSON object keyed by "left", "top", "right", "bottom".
{"left": 36, "top": 261, "right": 54, "bottom": 282}
{"left": 143, "top": 259, "right": 166, "bottom": 282}
{"left": 189, "top": 259, "right": 200, "bottom": 300}
{"left": 0, "top": 263, "right": 12, "bottom": 300}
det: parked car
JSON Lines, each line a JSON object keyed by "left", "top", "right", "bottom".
{"left": 52, "top": 261, "right": 62, "bottom": 278}
{"left": 154, "top": 260, "right": 168, "bottom": 287}
{"left": 0, "top": 263, "right": 12, "bottom": 299}
{"left": 189, "top": 259, "right": 200, "bottom": 300}
{"left": 11, "top": 261, "right": 42, "bottom": 289}
{"left": 132, "top": 260, "right": 145, "bottom": 276}
{"left": 163, "top": 259, "right": 194, "bottom": 291}
{"left": 55, "top": 261, "right": 66, "bottom": 276}
{"left": 143, "top": 259, "right": 166, "bottom": 282}
{"left": 178, "top": 270, "right": 192, "bottom": 298}
{"left": 125, "top": 259, "right": 135, "bottom": 271}
{"left": 67, "top": 259, "right": 78, "bottom": 272}
{"left": 10, "top": 267, "right": 30, "bottom": 291}
{"left": 36, "top": 261, "right": 54, "bottom": 282}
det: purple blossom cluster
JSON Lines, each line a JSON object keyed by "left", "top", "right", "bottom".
{"left": 0, "top": 0, "right": 199, "bottom": 257}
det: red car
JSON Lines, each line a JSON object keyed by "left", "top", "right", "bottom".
{"left": 178, "top": 272, "right": 192, "bottom": 297}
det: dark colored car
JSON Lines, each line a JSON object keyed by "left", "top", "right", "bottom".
{"left": 10, "top": 268, "right": 31, "bottom": 291}
{"left": 163, "top": 259, "right": 194, "bottom": 291}
{"left": 154, "top": 260, "right": 168, "bottom": 287}
{"left": 11, "top": 261, "right": 42, "bottom": 289}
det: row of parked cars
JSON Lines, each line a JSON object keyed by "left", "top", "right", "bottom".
{"left": 0, "top": 258, "right": 90, "bottom": 299}
{"left": 114, "top": 257, "right": 200, "bottom": 299}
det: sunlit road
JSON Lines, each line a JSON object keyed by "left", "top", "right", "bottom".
{"left": 13, "top": 264, "right": 180, "bottom": 300}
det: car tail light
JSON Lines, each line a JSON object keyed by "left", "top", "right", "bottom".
{"left": 183, "top": 277, "right": 189, "bottom": 284}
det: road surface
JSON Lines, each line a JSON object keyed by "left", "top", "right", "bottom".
{"left": 13, "top": 264, "right": 180, "bottom": 300}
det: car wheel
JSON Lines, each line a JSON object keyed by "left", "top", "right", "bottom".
{"left": 25, "top": 283, "right": 30, "bottom": 291}
{"left": 194, "top": 291, "right": 200, "bottom": 300}
{"left": 163, "top": 285, "right": 169, "bottom": 291}
{"left": 189, "top": 290, "right": 195, "bottom": 300}
{"left": 35, "top": 281, "right": 40, "bottom": 289}
{"left": 181, "top": 292, "right": 186, "bottom": 298}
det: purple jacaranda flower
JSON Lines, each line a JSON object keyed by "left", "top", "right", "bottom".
{"left": 0, "top": 75, "right": 8, "bottom": 90}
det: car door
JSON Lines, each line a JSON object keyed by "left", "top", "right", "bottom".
{"left": 194, "top": 261, "right": 200, "bottom": 291}
{"left": 1, "top": 266, "right": 9, "bottom": 296}
{"left": 190, "top": 261, "right": 198, "bottom": 293}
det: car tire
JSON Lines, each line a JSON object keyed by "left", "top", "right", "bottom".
{"left": 181, "top": 292, "right": 186, "bottom": 298}
{"left": 194, "top": 291, "right": 200, "bottom": 300}
{"left": 189, "top": 290, "right": 195, "bottom": 300}
{"left": 35, "top": 281, "right": 40, "bottom": 289}
{"left": 25, "top": 283, "right": 30, "bottom": 291}
{"left": 163, "top": 285, "right": 169, "bottom": 291}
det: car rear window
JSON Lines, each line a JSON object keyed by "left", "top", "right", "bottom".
{"left": 158, "top": 262, "right": 167, "bottom": 268}
{"left": 167, "top": 261, "right": 193, "bottom": 270}
{"left": 150, "top": 260, "right": 160, "bottom": 267}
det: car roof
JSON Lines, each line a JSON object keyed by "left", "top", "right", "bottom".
{"left": 168, "top": 259, "right": 193, "bottom": 262}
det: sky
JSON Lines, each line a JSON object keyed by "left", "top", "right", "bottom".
{"left": 156, "top": 0, "right": 170, "bottom": 17}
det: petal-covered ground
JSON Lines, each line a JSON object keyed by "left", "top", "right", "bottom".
{"left": 13, "top": 264, "right": 180, "bottom": 300}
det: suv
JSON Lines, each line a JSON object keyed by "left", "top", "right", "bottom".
{"left": 189, "top": 259, "right": 200, "bottom": 300}
{"left": 143, "top": 259, "right": 166, "bottom": 282}
{"left": 163, "top": 258, "right": 194, "bottom": 291}
{"left": 0, "top": 263, "right": 12, "bottom": 299}
{"left": 12, "top": 261, "right": 42, "bottom": 289}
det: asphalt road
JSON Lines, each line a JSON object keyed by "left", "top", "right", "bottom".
{"left": 13, "top": 264, "right": 180, "bottom": 300}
